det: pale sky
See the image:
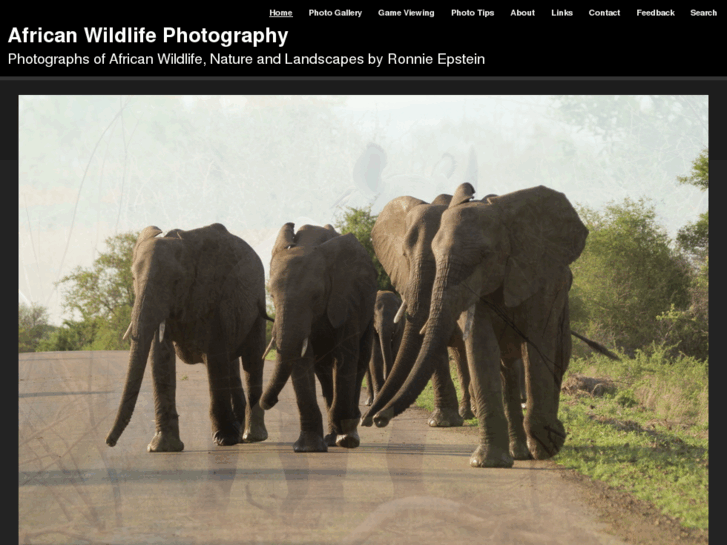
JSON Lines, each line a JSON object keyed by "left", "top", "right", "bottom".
{"left": 18, "top": 95, "right": 707, "bottom": 325}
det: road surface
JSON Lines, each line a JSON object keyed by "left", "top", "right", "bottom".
{"left": 19, "top": 350, "right": 628, "bottom": 544}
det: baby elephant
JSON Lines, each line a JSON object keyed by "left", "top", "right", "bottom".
{"left": 365, "top": 291, "right": 405, "bottom": 406}
{"left": 260, "top": 223, "right": 378, "bottom": 452}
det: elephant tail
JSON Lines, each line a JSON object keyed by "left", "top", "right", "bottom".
{"left": 257, "top": 299, "right": 274, "bottom": 322}
{"left": 570, "top": 330, "right": 620, "bottom": 361}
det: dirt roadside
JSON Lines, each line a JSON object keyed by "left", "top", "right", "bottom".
{"left": 551, "top": 463, "right": 708, "bottom": 544}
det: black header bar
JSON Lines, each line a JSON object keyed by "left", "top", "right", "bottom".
{"left": 1, "top": 10, "right": 721, "bottom": 77}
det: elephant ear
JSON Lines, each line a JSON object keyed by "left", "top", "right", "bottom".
{"left": 353, "top": 143, "right": 387, "bottom": 195}
{"left": 492, "top": 186, "right": 588, "bottom": 308}
{"left": 371, "top": 196, "right": 427, "bottom": 293}
{"left": 318, "top": 233, "right": 377, "bottom": 329}
{"left": 133, "top": 226, "right": 162, "bottom": 262}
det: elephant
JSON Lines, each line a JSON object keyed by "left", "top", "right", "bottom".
{"left": 106, "top": 223, "right": 269, "bottom": 452}
{"left": 369, "top": 183, "right": 589, "bottom": 468}
{"left": 361, "top": 191, "right": 491, "bottom": 429}
{"left": 364, "top": 290, "right": 405, "bottom": 406}
{"left": 259, "top": 223, "right": 378, "bottom": 452}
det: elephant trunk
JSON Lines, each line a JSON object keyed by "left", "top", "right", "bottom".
{"left": 259, "top": 354, "right": 294, "bottom": 410}
{"left": 373, "top": 260, "right": 470, "bottom": 427}
{"left": 259, "top": 316, "right": 307, "bottom": 410}
{"left": 106, "top": 282, "right": 170, "bottom": 447}
{"left": 360, "top": 263, "right": 433, "bottom": 425}
{"left": 361, "top": 320, "right": 423, "bottom": 425}
{"left": 374, "top": 290, "right": 459, "bottom": 427}
{"left": 404, "top": 258, "right": 433, "bottom": 320}
{"left": 106, "top": 316, "right": 158, "bottom": 446}
{"left": 379, "top": 327, "right": 394, "bottom": 380}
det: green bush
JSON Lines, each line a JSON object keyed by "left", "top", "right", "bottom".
{"left": 334, "top": 205, "right": 393, "bottom": 292}
{"left": 570, "top": 198, "right": 691, "bottom": 356}
{"left": 18, "top": 302, "right": 55, "bottom": 353}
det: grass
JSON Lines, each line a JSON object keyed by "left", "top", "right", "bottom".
{"left": 414, "top": 346, "right": 708, "bottom": 530}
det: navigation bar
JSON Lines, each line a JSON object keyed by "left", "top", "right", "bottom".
{"left": 265, "top": 8, "right": 717, "bottom": 18}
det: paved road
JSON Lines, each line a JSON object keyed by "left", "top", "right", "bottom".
{"left": 19, "top": 351, "right": 627, "bottom": 544}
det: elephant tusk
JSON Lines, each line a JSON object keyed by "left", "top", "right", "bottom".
{"left": 122, "top": 322, "right": 132, "bottom": 341}
{"left": 393, "top": 300, "right": 407, "bottom": 324}
{"left": 159, "top": 321, "right": 165, "bottom": 343}
{"left": 419, "top": 318, "right": 428, "bottom": 336}
{"left": 301, "top": 337, "right": 309, "bottom": 357}
{"left": 462, "top": 304, "right": 476, "bottom": 341}
{"left": 262, "top": 335, "right": 276, "bottom": 361}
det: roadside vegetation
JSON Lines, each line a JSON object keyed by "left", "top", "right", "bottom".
{"left": 558, "top": 350, "right": 707, "bottom": 529}
{"left": 415, "top": 346, "right": 708, "bottom": 529}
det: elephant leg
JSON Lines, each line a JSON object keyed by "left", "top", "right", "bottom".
{"left": 428, "top": 347, "right": 464, "bottom": 428}
{"left": 449, "top": 335, "right": 474, "bottom": 420}
{"left": 467, "top": 303, "right": 513, "bottom": 468}
{"left": 314, "top": 357, "right": 337, "bottom": 446}
{"left": 521, "top": 282, "right": 570, "bottom": 460}
{"left": 291, "top": 358, "right": 327, "bottom": 452}
{"left": 148, "top": 335, "right": 184, "bottom": 452}
{"left": 364, "top": 367, "right": 374, "bottom": 406}
{"left": 367, "top": 332, "right": 385, "bottom": 406}
{"left": 229, "top": 356, "right": 247, "bottom": 433}
{"left": 356, "top": 320, "right": 374, "bottom": 415}
{"left": 501, "top": 357, "right": 530, "bottom": 460}
{"left": 240, "top": 317, "right": 268, "bottom": 443}
{"left": 205, "top": 349, "right": 242, "bottom": 447}
{"left": 328, "top": 332, "right": 364, "bottom": 449}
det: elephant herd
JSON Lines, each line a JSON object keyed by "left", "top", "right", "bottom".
{"left": 106, "top": 148, "right": 616, "bottom": 469}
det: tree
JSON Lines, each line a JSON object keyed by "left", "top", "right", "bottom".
{"left": 676, "top": 147, "right": 708, "bottom": 191}
{"left": 676, "top": 148, "right": 708, "bottom": 263}
{"left": 18, "top": 302, "right": 54, "bottom": 352}
{"left": 36, "top": 319, "right": 98, "bottom": 352}
{"left": 656, "top": 150, "right": 709, "bottom": 361}
{"left": 44, "top": 232, "right": 137, "bottom": 351}
{"left": 569, "top": 198, "right": 691, "bottom": 356}
{"left": 334, "top": 205, "right": 393, "bottom": 292}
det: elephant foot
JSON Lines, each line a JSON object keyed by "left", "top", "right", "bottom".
{"left": 213, "top": 430, "right": 241, "bottom": 446}
{"left": 428, "top": 407, "right": 464, "bottom": 427}
{"left": 459, "top": 405, "right": 476, "bottom": 421}
{"left": 336, "top": 430, "right": 360, "bottom": 448}
{"left": 293, "top": 431, "right": 328, "bottom": 452}
{"left": 373, "top": 407, "right": 394, "bottom": 428}
{"left": 147, "top": 431, "right": 184, "bottom": 452}
{"left": 243, "top": 404, "right": 268, "bottom": 443}
{"left": 335, "top": 418, "right": 360, "bottom": 448}
{"left": 213, "top": 421, "right": 242, "bottom": 446}
{"left": 469, "top": 444, "right": 514, "bottom": 468}
{"left": 526, "top": 419, "right": 567, "bottom": 460}
{"left": 324, "top": 432, "right": 337, "bottom": 447}
{"left": 509, "top": 438, "right": 533, "bottom": 460}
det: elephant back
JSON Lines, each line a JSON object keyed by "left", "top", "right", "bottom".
{"left": 294, "top": 224, "right": 339, "bottom": 248}
{"left": 179, "top": 224, "right": 265, "bottom": 321}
